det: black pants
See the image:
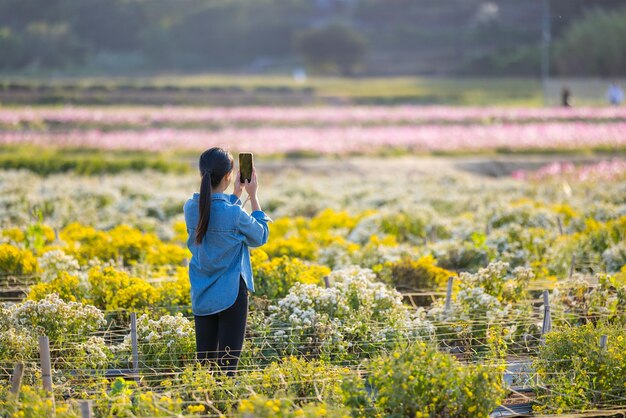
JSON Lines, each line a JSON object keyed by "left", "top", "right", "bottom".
{"left": 194, "top": 276, "right": 248, "bottom": 376}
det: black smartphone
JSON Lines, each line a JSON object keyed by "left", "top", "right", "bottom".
{"left": 239, "top": 152, "right": 254, "bottom": 183}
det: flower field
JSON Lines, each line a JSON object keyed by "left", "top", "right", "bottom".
{"left": 3, "top": 123, "right": 626, "bottom": 155}
{"left": 1, "top": 105, "right": 626, "bottom": 155}
{"left": 0, "top": 149, "right": 625, "bottom": 417}
{"left": 2, "top": 106, "right": 626, "bottom": 126}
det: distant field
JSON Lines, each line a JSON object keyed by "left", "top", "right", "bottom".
{"left": 1, "top": 74, "right": 622, "bottom": 106}
{"left": 0, "top": 74, "right": 585, "bottom": 106}
{"left": 141, "top": 75, "right": 544, "bottom": 106}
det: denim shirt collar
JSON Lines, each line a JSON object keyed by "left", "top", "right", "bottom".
{"left": 192, "top": 192, "right": 230, "bottom": 202}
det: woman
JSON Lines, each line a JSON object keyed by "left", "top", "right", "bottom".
{"left": 183, "top": 147, "right": 271, "bottom": 375}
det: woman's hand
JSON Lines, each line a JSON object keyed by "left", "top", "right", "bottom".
{"left": 244, "top": 170, "right": 261, "bottom": 212}
{"left": 233, "top": 170, "right": 244, "bottom": 199}
{"left": 244, "top": 169, "right": 258, "bottom": 198}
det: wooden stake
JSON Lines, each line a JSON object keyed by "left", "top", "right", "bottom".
{"left": 541, "top": 290, "right": 552, "bottom": 343}
{"left": 38, "top": 336, "right": 53, "bottom": 392}
{"left": 599, "top": 335, "right": 608, "bottom": 351}
{"left": 569, "top": 255, "right": 576, "bottom": 278}
{"left": 444, "top": 277, "right": 454, "bottom": 314}
{"left": 557, "top": 217, "right": 563, "bottom": 236}
{"left": 38, "top": 335, "right": 55, "bottom": 413}
{"left": 323, "top": 276, "right": 331, "bottom": 288}
{"left": 130, "top": 312, "right": 139, "bottom": 384}
{"left": 79, "top": 400, "right": 93, "bottom": 418}
{"left": 9, "top": 362, "right": 24, "bottom": 396}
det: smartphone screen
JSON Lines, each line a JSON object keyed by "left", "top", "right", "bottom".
{"left": 239, "top": 153, "right": 254, "bottom": 183}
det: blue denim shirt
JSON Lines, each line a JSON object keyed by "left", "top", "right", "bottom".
{"left": 183, "top": 192, "right": 271, "bottom": 316}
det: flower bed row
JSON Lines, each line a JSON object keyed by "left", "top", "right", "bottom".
{"left": 2, "top": 123, "right": 625, "bottom": 154}
{"left": 2, "top": 105, "right": 626, "bottom": 128}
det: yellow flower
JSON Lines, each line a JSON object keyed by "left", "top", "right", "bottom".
{"left": 468, "top": 405, "right": 477, "bottom": 413}
{"left": 187, "top": 404, "right": 206, "bottom": 413}
{"left": 238, "top": 399, "right": 253, "bottom": 413}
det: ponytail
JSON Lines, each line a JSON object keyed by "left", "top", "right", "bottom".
{"left": 194, "top": 147, "right": 234, "bottom": 245}
{"left": 195, "top": 170, "right": 212, "bottom": 244}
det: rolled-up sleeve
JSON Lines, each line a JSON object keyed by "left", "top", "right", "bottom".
{"left": 237, "top": 209, "right": 272, "bottom": 247}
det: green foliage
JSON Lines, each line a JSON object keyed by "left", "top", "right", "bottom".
{"left": 87, "top": 266, "right": 159, "bottom": 311}
{"left": 156, "top": 267, "right": 192, "bottom": 313}
{"left": 260, "top": 266, "right": 433, "bottom": 361}
{"left": 534, "top": 323, "right": 626, "bottom": 413}
{"left": 93, "top": 378, "right": 184, "bottom": 417}
{"left": 434, "top": 240, "right": 490, "bottom": 272}
{"left": 555, "top": 7, "right": 626, "bottom": 77}
{"left": 245, "top": 356, "right": 350, "bottom": 406}
{"left": 295, "top": 23, "right": 367, "bottom": 76}
{"left": 0, "top": 243, "right": 38, "bottom": 276}
{"left": 60, "top": 222, "right": 188, "bottom": 266}
{"left": 7, "top": 293, "right": 105, "bottom": 342}
{"left": 462, "top": 45, "right": 542, "bottom": 77}
{"left": 0, "top": 23, "right": 87, "bottom": 69}
{"left": 378, "top": 210, "right": 450, "bottom": 244}
{"left": 377, "top": 255, "right": 453, "bottom": 291}
{"left": 27, "top": 271, "right": 87, "bottom": 303}
{"left": 0, "top": 384, "right": 80, "bottom": 417}
{"left": 343, "top": 342, "right": 506, "bottom": 417}
{"left": 165, "top": 364, "right": 243, "bottom": 413}
{"left": 262, "top": 210, "right": 361, "bottom": 262}
{"left": 157, "top": 359, "right": 352, "bottom": 415}
{"left": 253, "top": 253, "right": 331, "bottom": 299}
{"left": 0, "top": 148, "right": 189, "bottom": 176}
{"left": 127, "top": 313, "right": 196, "bottom": 369}
{"left": 0, "top": 0, "right": 622, "bottom": 77}
{"left": 0, "top": 294, "right": 109, "bottom": 373}
{"left": 428, "top": 262, "right": 539, "bottom": 358}
{"left": 237, "top": 394, "right": 349, "bottom": 417}
{"left": 548, "top": 216, "right": 626, "bottom": 276}
{"left": 552, "top": 269, "right": 626, "bottom": 325}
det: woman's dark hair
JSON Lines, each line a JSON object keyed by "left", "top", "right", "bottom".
{"left": 195, "top": 147, "right": 234, "bottom": 244}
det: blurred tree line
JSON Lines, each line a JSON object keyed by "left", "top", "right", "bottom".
{"left": 0, "top": 0, "right": 624, "bottom": 76}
